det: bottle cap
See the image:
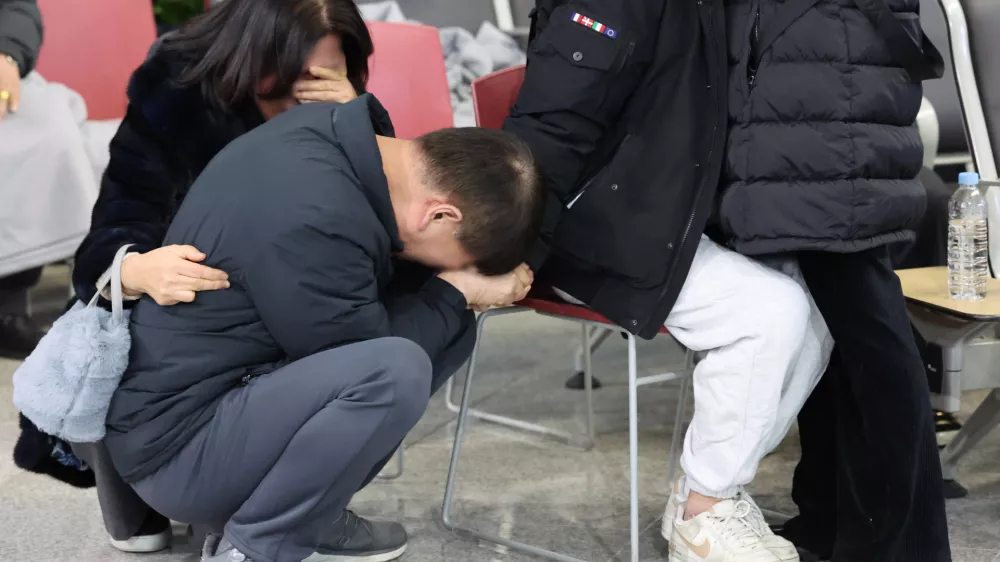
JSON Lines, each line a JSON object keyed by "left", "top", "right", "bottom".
{"left": 959, "top": 171, "right": 981, "bottom": 185}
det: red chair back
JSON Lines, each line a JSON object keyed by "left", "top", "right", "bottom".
{"left": 35, "top": 0, "right": 156, "bottom": 120}
{"left": 366, "top": 21, "right": 453, "bottom": 138}
{"left": 471, "top": 65, "right": 526, "bottom": 130}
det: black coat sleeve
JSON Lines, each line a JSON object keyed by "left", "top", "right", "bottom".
{"left": 244, "top": 213, "right": 470, "bottom": 362}
{"left": 0, "top": 0, "right": 43, "bottom": 77}
{"left": 72, "top": 106, "right": 184, "bottom": 303}
{"left": 382, "top": 258, "right": 476, "bottom": 366}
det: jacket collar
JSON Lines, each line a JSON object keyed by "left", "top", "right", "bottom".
{"left": 332, "top": 94, "right": 403, "bottom": 252}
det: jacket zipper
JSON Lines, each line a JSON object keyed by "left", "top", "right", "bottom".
{"left": 747, "top": 4, "right": 761, "bottom": 89}
{"left": 651, "top": 3, "right": 721, "bottom": 330}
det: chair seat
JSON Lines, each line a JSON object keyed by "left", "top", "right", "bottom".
{"left": 517, "top": 297, "right": 671, "bottom": 335}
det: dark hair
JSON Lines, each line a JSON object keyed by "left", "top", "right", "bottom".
{"left": 162, "top": 0, "right": 373, "bottom": 110}
{"left": 417, "top": 129, "right": 546, "bottom": 276}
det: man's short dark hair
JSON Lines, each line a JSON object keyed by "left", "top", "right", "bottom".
{"left": 417, "top": 128, "right": 545, "bottom": 276}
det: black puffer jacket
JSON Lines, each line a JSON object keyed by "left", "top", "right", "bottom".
{"left": 718, "top": 0, "right": 929, "bottom": 255}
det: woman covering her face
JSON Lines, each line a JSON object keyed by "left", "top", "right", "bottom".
{"left": 65, "top": 0, "right": 374, "bottom": 553}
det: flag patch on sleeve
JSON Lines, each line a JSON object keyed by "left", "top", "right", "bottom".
{"left": 571, "top": 12, "right": 617, "bottom": 39}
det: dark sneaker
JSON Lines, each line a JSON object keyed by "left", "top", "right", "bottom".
{"left": 309, "top": 510, "right": 407, "bottom": 562}
{"left": 0, "top": 314, "right": 45, "bottom": 359}
{"left": 202, "top": 535, "right": 253, "bottom": 562}
{"left": 935, "top": 410, "right": 963, "bottom": 448}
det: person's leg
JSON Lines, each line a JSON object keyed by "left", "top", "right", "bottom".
{"left": 667, "top": 238, "right": 819, "bottom": 502}
{"left": 0, "top": 267, "right": 45, "bottom": 359}
{"left": 797, "top": 248, "right": 950, "bottom": 562}
{"left": 70, "top": 441, "right": 171, "bottom": 552}
{"left": 359, "top": 315, "right": 476, "bottom": 487}
{"left": 661, "top": 236, "right": 828, "bottom": 561}
{"left": 131, "top": 337, "right": 432, "bottom": 562}
{"left": 890, "top": 168, "right": 963, "bottom": 444}
{"left": 774, "top": 356, "right": 839, "bottom": 559}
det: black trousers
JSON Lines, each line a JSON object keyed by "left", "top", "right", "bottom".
{"left": 0, "top": 267, "right": 43, "bottom": 315}
{"left": 787, "top": 248, "right": 950, "bottom": 562}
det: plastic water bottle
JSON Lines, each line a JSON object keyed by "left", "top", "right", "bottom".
{"left": 948, "top": 171, "right": 988, "bottom": 300}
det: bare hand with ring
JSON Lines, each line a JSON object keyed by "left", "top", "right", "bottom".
{"left": 0, "top": 54, "right": 21, "bottom": 120}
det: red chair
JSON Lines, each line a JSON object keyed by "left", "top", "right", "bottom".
{"left": 471, "top": 64, "right": 525, "bottom": 129}
{"left": 441, "top": 68, "right": 694, "bottom": 562}
{"left": 34, "top": 0, "right": 157, "bottom": 121}
{"left": 366, "top": 21, "right": 453, "bottom": 138}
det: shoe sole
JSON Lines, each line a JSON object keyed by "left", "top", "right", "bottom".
{"left": 303, "top": 544, "right": 407, "bottom": 562}
{"left": 936, "top": 428, "right": 959, "bottom": 448}
{"left": 668, "top": 539, "right": 704, "bottom": 562}
{"left": 668, "top": 541, "right": 800, "bottom": 562}
{"left": 109, "top": 531, "right": 172, "bottom": 553}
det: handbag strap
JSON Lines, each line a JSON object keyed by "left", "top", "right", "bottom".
{"left": 109, "top": 244, "right": 131, "bottom": 324}
{"left": 752, "top": 0, "right": 944, "bottom": 83}
{"left": 87, "top": 244, "right": 133, "bottom": 324}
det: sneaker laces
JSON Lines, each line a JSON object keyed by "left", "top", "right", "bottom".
{"left": 714, "top": 500, "right": 769, "bottom": 548}
{"left": 737, "top": 488, "right": 773, "bottom": 536}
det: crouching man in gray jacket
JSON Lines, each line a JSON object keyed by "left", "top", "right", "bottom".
{"left": 103, "top": 96, "right": 545, "bottom": 562}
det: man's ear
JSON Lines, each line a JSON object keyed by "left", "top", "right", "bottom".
{"left": 420, "top": 202, "right": 463, "bottom": 231}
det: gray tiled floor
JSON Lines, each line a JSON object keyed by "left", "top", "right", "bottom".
{"left": 2, "top": 268, "right": 1000, "bottom": 562}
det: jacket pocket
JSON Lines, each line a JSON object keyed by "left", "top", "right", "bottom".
{"left": 554, "top": 134, "right": 652, "bottom": 280}
{"left": 517, "top": 4, "right": 628, "bottom": 117}
{"left": 566, "top": 134, "right": 632, "bottom": 210}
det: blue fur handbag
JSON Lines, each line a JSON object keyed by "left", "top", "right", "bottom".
{"left": 13, "top": 245, "right": 133, "bottom": 443}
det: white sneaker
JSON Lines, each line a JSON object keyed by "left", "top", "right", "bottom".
{"left": 661, "top": 474, "right": 688, "bottom": 540}
{"left": 736, "top": 488, "right": 798, "bottom": 552}
{"left": 669, "top": 498, "right": 799, "bottom": 562}
{"left": 109, "top": 529, "right": 172, "bottom": 553}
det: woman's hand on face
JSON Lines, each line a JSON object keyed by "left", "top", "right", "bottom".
{"left": 294, "top": 66, "right": 358, "bottom": 104}
{"left": 119, "top": 245, "right": 230, "bottom": 306}
{"left": 0, "top": 57, "right": 22, "bottom": 120}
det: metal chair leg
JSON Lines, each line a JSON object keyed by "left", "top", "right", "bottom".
{"left": 441, "top": 312, "right": 487, "bottom": 529}
{"left": 582, "top": 324, "right": 596, "bottom": 442}
{"left": 442, "top": 312, "right": 590, "bottom": 562}
{"left": 444, "top": 308, "right": 596, "bottom": 450}
{"left": 444, "top": 308, "right": 530, "bottom": 413}
{"left": 376, "top": 447, "right": 404, "bottom": 480}
{"left": 941, "top": 388, "right": 1000, "bottom": 481}
{"left": 667, "top": 351, "right": 694, "bottom": 487}
{"left": 627, "top": 334, "right": 641, "bottom": 562}
{"left": 442, "top": 313, "right": 693, "bottom": 562}
{"left": 573, "top": 327, "right": 612, "bottom": 373}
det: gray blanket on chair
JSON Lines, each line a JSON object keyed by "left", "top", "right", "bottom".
{"left": 358, "top": 1, "right": 525, "bottom": 127}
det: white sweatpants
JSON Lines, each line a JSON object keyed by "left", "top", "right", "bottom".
{"left": 667, "top": 236, "right": 833, "bottom": 498}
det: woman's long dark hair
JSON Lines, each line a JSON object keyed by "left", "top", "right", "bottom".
{"left": 162, "top": 0, "right": 373, "bottom": 111}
